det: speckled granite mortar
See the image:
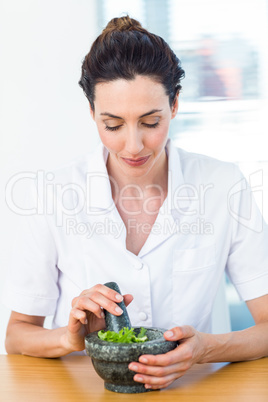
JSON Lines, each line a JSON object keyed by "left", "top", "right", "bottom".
{"left": 85, "top": 327, "right": 178, "bottom": 393}
{"left": 85, "top": 282, "right": 178, "bottom": 393}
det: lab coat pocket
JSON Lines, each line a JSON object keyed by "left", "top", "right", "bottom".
{"left": 172, "top": 243, "right": 217, "bottom": 329}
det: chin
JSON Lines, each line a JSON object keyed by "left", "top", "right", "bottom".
{"left": 122, "top": 165, "right": 151, "bottom": 177}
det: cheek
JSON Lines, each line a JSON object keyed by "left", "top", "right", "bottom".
{"left": 145, "top": 125, "right": 169, "bottom": 150}
{"left": 98, "top": 130, "right": 124, "bottom": 152}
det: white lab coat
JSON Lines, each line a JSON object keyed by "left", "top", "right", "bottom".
{"left": 3, "top": 139, "right": 268, "bottom": 339}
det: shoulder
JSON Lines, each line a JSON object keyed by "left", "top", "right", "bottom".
{"left": 47, "top": 144, "right": 103, "bottom": 186}
{"left": 177, "top": 146, "right": 235, "bottom": 172}
{"left": 51, "top": 154, "right": 92, "bottom": 181}
{"left": 175, "top": 146, "right": 241, "bottom": 184}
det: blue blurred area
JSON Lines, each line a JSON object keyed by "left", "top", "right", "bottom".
{"left": 229, "top": 302, "right": 255, "bottom": 331}
{"left": 226, "top": 277, "right": 256, "bottom": 331}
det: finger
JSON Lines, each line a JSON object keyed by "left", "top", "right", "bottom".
{"left": 123, "top": 294, "right": 134, "bottom": 307}
{"left": 164, "top": 325, "right": 195, "bottom": 342}
{"left": 74, "top": 294, "right": 123, "bottom": 318}
{"left": 137, "top": 342, "right": 195, "bottom": 367}
{"left": 144, "top": 379, "right": 174, "bottom": 390}
{"left": 129, "top": 360, "right": 190, "bottom": 378}
{"left": 72, "top": 296, "right": 82, "bottom": 308}
{"left": 133, "top": 371, "right": 180, "bottom": 388}
{"left": 138, "top": 347, "right": 178, "bottom": 367}
{"left": 68, "top": 308, "right": 88, "bottom": 333}
{"left": 81, "top": 284, "right": 124, "bottom": 303}
{"left": 88, "top": 291, "right": 124, "bottom": 315}
{"left": 73, "top": 297, "right": 105, "bottom": 319}
{"left": 70, "top": 308, "right": 88, "bottom": 323}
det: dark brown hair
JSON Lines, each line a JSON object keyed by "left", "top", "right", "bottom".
{"left": 79, "top": 15, "right": 185, "bottom": 111}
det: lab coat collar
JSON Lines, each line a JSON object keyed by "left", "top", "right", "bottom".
{"left": 82, "top": 139, "right": 193, "bottom": 257}
{"left": 85, "top": 142, "right": 115, "bottom": 213}
{"left": 84, "top": 139, "right": 192, "bottom": 215}
{"left": 166, "top": 138, "right": 192, "bottom": 215}
{"left": 138, "top": 138, "right": 192, "bottom": 257}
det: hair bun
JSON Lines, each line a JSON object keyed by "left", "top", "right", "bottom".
{"left": 104, "top": 15, "right": 143, "bottom": 32}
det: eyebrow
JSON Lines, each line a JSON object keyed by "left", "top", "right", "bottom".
{"left": 100, "top": 109, "right": 162, "bottom": 119}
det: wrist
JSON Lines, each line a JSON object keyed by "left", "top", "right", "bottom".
{"left": 60, "top": 329, "right": 77, "bottom": 355}
{"left": 60, "top": 327, "right": 86, "bottom": 355}
{"left": 198, "top": 332, "right": 218, "bottom": 364}
{"left": 199, "top": 332, "right": 231, "bottom": 363}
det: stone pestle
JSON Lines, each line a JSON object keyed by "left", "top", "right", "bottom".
{"left": 104, "top": 282, "right": 132, "bottom": 332}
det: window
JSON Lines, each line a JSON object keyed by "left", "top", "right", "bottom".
{"left": 98, "top": 0, "right": 268, "bottom": 330}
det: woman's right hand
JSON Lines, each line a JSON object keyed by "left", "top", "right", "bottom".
{"left": 61, "top": 284, "right": 133, "bottom": 353}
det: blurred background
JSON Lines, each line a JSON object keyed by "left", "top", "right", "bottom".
{"left": 1, "top": 0, "right": 267, "bottom": 353}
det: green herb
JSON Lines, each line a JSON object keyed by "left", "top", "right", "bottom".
{"left": 98, "top": 327, "right": 148, "bottom": 343}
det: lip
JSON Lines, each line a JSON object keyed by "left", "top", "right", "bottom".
{"left": 121, "top": 155, "right": 150, "bottom": 167}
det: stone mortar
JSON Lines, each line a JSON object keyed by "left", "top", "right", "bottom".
{"left": 85, "top": 327, "right": 178, "bottom": 393}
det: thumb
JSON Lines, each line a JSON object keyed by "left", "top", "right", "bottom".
{"left": 123, "top": 294, "right": 134, "bottom": 307}
{"left": 164, "top": 325, "right": 195, "bottom": 341}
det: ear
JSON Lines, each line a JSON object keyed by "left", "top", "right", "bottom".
{"left": 171, "top": 94, "right": 179, "bottom": 119}
{"left": 89, "top": 103, "right": 95, "bottom": 120}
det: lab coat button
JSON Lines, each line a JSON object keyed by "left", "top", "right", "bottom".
{"left": 133, "top": 261, "right": 143, "bottom": 270}
{"left": 138, "top": 312, "right": 148, "bottom": 321}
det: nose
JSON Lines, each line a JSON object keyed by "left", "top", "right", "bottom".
{"left": 125, "top": 126, "right": 144, "bottom": 155}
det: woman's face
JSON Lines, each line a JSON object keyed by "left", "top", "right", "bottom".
{"left": 91, "top": 75, "right": 178, "bottom": 180}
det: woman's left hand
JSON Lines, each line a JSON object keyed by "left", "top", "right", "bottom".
{"left": 128, "top": 326, "right": 207, "bottom": 390}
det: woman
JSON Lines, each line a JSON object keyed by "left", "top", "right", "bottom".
{"left": 4, "top": 16, "right": 268, "bottom": 390}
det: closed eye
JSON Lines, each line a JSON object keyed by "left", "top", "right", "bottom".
{"left": 104, "top": 122, "right": 159, "bottom": 131}
{"left": 104, "top": 125, "right": 123, "bottom": 132}
{"left": 142, "top": 122, "right": 159, "bottom": 129}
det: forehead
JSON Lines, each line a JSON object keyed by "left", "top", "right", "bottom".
{"left": 94, "top": 76, "right": 169, "bottom": 115}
